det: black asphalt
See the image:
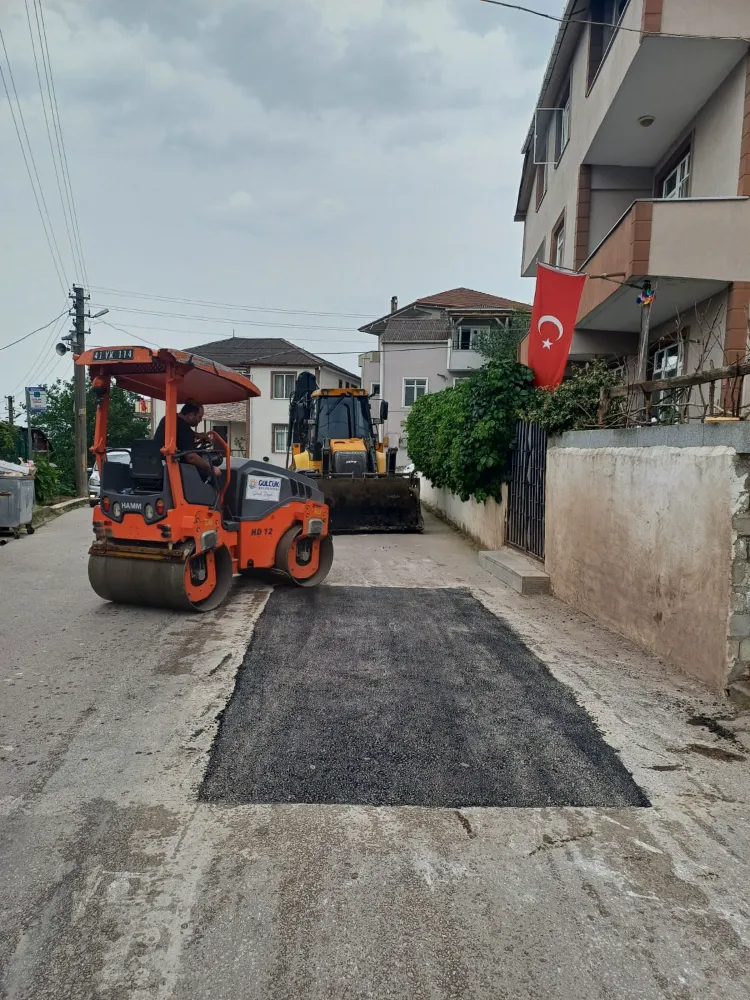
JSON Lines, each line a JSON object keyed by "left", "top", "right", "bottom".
{"left": 200, "top": 587, "right": 649, "bottom": 808}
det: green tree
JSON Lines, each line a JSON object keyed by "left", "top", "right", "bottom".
{"left": 30, "top": 377, "right": 149, "bottom": 495}
{"left": 0, "top": 422, "right": 22, "bottom": 463}
{"left": 521, "top": 359, "right": 624, "bottom": 435}
{"left": 405, "top": 360, "right": 535, "bottom": 503}
{"left": 473, "top": 310, "right": 531, "bottom": 363}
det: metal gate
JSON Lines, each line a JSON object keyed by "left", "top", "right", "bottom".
{"left": 506, "top": 420, "right": 547, "bottom": 561}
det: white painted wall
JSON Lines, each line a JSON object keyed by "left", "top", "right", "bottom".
{"left": 420, "top": 478, "right": 507, "bottom": 551}
{"left": 382, "top": 342, "right": 451, "bottom": 466}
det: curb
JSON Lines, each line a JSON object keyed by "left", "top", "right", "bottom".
{"left": 32, "top": 496, "right": 88, "bottom": 529}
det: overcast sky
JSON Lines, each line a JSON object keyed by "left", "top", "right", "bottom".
{"left": 0, "top": 0, "right": 560, "bottom": 411}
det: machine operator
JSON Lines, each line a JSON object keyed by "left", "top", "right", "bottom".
{"left": 153, "top": 401, "right": 213, "bottom": 477}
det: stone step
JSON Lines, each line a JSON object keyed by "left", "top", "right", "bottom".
{"left": 478, "top": 547, "right": 551, "bottom": 596}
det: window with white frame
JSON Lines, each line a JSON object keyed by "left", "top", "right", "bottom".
{"left": 661, "top": 151, "right": 691, "bottom": 199}
{"left": 651, "top": 343, "right": 682, "bottom": 422}
{"left": 555, "top": 84, "right": 571, "bottom": 161}
{"left": 552, "top": 218, "right": 566, "bottom": 267}
{"left": 453, "top": 377, "right": 471, "bottom": 386}
{"left": 272, "top": 424, "right": 288, "bottom": 453}
{"left": 271, "top": 372, "right": 296, "bottom": 399}
{"left": 370, "top": 382, "right": 381, "bottom": 397}
{"left": 403, "top": 378, "right": 427, "bottom": 407}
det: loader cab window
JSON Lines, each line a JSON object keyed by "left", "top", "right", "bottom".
{"left": 315, "top": 394, "right": 371, "bottom": 441}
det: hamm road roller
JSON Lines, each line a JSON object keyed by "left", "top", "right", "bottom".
{"left": 79, "top": 346, "right": 333, "bottom": 611}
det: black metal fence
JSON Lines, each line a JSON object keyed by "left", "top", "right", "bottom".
{"left": 506, "top": 420, "right": 547, "bottom": 561}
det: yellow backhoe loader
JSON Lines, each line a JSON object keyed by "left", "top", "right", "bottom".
{"left": 287, "top": 373, "right": 423, "bottom": 533}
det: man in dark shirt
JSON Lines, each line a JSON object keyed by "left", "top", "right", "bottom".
{"left": 153, "top": 402, "right": 213, "bottom": 477}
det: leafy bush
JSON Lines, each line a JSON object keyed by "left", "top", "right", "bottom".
{"left": 405, "top": 361, "right": 534, "bottom": 502}
{"left": 32, "top": 456, "right": 61, "bottom": 505}
{"left": 473, "top": 310, "right": 531, "bottom": 363}
{"left": 521, "top": 359, "right": 624, "bottom": 435}
{"left": 0, "top": 421, "right": 22, "bottom": 463}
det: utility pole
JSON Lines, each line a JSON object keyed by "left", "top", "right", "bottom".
{"left": 71, "top": 284, "right": 88, "bottom": 497}
{"left": 6, "top": 396, "right": 14, "bottom": 425}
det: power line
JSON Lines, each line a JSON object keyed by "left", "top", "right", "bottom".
{"left": 97, "top": 319, "right": 161, "bottom": 348}
{"left": 0, "top": 310, "right": 68, "bottom": 352}
{"left": 479, "top": 0, "right": 750, "bottom": 41}
{"left": 0, "top": 28, "right": 68, "bottom": 296}
{"left": 95, "top": 318, "right": 373, "bottom": 346}
{"left": 36, "top": 0, "right": 89, "bottom": 287}
{"left": 26, "top": 0, "right": 83, "bottom": 281}
{"left": 13, "top": 311, "right": 69, "bottom": 395}
{"left": 87, "top": 285, "right": 375, "bottom": 319}
{"left": 97, "top": 303, "right": 364, "bottom": 333}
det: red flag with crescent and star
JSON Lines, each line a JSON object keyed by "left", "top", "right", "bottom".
{"left": 527, "top": 263, "right": 587, "bottom": 388}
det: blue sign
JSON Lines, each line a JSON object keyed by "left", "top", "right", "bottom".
{"left": 26, "top": 387, "right": 48, "bottom": 413}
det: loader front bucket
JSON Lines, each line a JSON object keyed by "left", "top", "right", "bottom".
{"left": 318, "top": 475, "right": 423, "bottom": 533}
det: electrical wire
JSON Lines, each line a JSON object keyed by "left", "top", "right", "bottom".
{"left": 97, "top": 319, "right": 161, "bottom": 348}
{"left": 95, "top": 303, "right": 364, "bottom": 334}
{"left": 0, "top": 310, "right": 69, "bottom": 352}
{"left": 94, "top": 318, "right": 374, "bottom": 346}
{"left": 87, "top": 285, "right": 375, "bottom": 320}
{"left": 13, "top": 311, "right": 69, "bottom": 394}
{"left": 36, "top": 0, "right": 89, "bottom": 287}
{"left": 479, "top": 0, "right": 750, "bottom": 41}
{"left": 0, "top": 28, "right": 68, "bottom": 296}
{"left": 24, "top": 0, "right": 78, "bottom": 282}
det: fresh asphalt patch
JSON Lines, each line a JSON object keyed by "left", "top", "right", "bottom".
{"left": 200, "top": 587, "right": 649, "bottom": 808}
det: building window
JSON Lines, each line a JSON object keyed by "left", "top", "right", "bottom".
{"left": 453, "top": 377, "right": 471, "bottom": 386}
{"left": 271, "top": 372, "right": 296, "bottom": 399}
{"left": 555, "top": 84, "right": 571, "bottom": 162}
{"left": 551, "top": 216, "right": 566, "bottom": 267}
{"left": 453, "top": 327, "right": 488, "bottom": 350}
{"left": 403, "top": 378, "right": 428, "bottom": 407}
{"left": 338, "top": 379, "right": 343, "bottom": 388}
{"left": 370, "top": 382, "right": 381, "bottom": 397}
{"left": 535, "top": 163, "right": 547, "bottom": 210}
{"left": 650, "top": 343, "right": 683, "bottom": 422}
{"left": 661, "top": 150, "right": 691, "bottom": 200}
{"left": 588, "top": 0, "right": 629, "bottom": 85}
{"left": 272, "top": 424, "right": 288, "bottom": 453}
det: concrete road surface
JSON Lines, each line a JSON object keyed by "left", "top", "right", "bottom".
{"left": 1, "top": 508, "right": 750, "bottom": 1000}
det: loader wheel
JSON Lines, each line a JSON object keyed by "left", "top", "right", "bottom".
{"left": 274, "top": 525, "right": 333, "bottom": 588}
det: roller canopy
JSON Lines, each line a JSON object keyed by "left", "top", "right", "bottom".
{"left": 76, "top": 346, "right": 260, "bottom": 404}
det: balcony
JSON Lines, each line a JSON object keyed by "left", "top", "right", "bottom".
{"left": 577, "top": 197, "right": 750, "bottom": 332}
{"left": 447, "top": 346, "right": 484, "bottom": 373}
{"left": 584, "top": 2, "right": 748, "bottom": 171}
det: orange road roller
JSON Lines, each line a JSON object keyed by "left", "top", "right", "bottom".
{"left": 78, "top": 346, "right": 334, "bottom": 611}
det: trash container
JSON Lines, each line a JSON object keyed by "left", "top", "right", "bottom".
{"left": 0, "top": 473, "right": 35, "bottom": 539}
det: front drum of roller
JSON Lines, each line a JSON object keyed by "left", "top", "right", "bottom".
{"left": 88, "top": 546, "right": 234, "bottom": 612}
{"left": 274, "top": 525, "right": 333, "bottom": 587}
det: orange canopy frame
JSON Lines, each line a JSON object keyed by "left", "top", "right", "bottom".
{"left": 76, "top": 346, "right": 261, "bottom": 404}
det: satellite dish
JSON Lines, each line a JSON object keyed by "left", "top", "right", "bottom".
{"left": 55, "top": 342, "right": 68, "bottom": 356}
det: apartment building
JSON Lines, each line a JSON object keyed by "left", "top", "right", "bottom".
{"left": 359, "top": 289, "right": 529, "bottom": 465}
{"left": 151, "top": 338, "right": 359, "bottom": 460}
{"left": 515, "top": 0, "right": 750, "bottom": 391}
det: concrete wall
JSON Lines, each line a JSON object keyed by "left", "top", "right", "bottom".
{"left": 546, "top": 425, "right": 750, "bottom": 695}
{"left": 690, "top": 57, "right": 747, "bottom": 197}
{"left": 420, "top": 477, "right": 506, "bottom": 551}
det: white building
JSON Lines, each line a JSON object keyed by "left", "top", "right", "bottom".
{"left": 152, "top": 337, "right": 360, "bottom": 460}
{"left": 359, "top": 289, "right": 530, "bottom": 466}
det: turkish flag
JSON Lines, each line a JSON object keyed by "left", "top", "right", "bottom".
{"left": 527, "top": 264, "right": 587, "bottom": 388}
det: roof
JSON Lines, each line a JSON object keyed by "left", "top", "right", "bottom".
{"left": 359, "top": 287, "right": 531, "bottom": 334}
{"left": 381, "top": 316, "right": 452, "bottom": 344}
{"left": 415, "top": 287, "right": 531, "bottom": 310}
{"left": 202, "top": 402, "right": 248, "bottom": 423}
{"left": 184, "top": 337, "right": 360, "bottom": 383}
